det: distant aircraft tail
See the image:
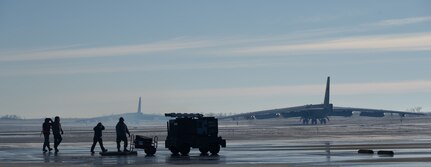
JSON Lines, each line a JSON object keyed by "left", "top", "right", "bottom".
{"left": 137, "top": 97, "right": 142, "bottom": 114}
{"left": 324, "top": 76, "right": 330, "bottom": 106}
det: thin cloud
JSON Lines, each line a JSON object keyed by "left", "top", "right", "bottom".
{"left": 1, "top": 33, "right": 430, "bottom": 77}
{"left": 375, "top": 16, "right": 431, "bottom": 26}
{"left": 0, "top": 60, "right": 283, "bottom": 76}
{"left": 231, "top": 33, "right": 431, "bottom": 55}
{"left": 0, "top": 38, "right": 214, "bottom": 62}
{"left": 2, "top": 16, "right": 431, "bottom": 62}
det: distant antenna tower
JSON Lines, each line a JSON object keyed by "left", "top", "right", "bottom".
{"left": 137, "top": 97, "right": 142, "bottom": 114}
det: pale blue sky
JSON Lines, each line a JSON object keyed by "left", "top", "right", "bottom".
{"left": 1, "top": 0, "right": 431, "bottom": 118}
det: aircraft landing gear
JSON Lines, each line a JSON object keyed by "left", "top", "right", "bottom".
{"left": 311, "top": 119, "right": 318, "bottom": 125}
{"left": 319, "top": 119, "right": 326, "bottom": 124}
{"left": 302, "top": 119, "right": 309, "bottom": 125}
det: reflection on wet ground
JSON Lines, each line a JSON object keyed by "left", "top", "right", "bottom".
{"left": 2, "top": 140, "right": 431, "bottom": 166}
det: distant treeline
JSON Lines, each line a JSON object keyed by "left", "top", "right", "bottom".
{"left": 406, "top": 107, "right": 422, "bottom": 113}
{"left": 0, "top": 114, "right": 22, "bottom": 120}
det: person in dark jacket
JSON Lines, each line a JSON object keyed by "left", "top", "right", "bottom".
{"left": 90, "top": 122, "right": 108, "bottom": 154}
{"left": 42, "top": 118, "right": 53, "bottom": 152}
{"left": 116, "top": 117, "right": 130, "bottom": 152}
{"left": 51, "top": 116, "right": 64, "bottom": 153}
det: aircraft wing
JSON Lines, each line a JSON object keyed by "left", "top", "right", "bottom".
{"left": 220, "top": 105, "right": 425, "bottom": 120}
{"left": 220, "top": 104, "right": 324, "bottom": 120}
{"left": 331, "top": 106, "right": 425, "bottom": 117}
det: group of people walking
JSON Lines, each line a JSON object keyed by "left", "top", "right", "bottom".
{"left": 42, "top": 116, "right": 63, "bottom": 153}
{"left": 42, "top": 117, "right": 130, "bottom": 154}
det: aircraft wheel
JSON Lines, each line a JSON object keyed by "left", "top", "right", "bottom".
{"left": 179, "top": 144, "right": 190, "bottom": 156}
{"left": 209, "top": 144, "right": 220, "bottom": 154}
{"left": 144, "top": 146, "right": 157, "bottom": 155}
{"left": 169, "top": 147, "right": 179, "bottom": 155}
{"left": 319, "top": 119, "right": 325, "bottom": 124}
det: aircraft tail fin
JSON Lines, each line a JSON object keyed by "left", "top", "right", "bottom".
{"left": 137, "top": 97, "right": 142, "bottom": 114}
{"left": 324, "top": 76, "right": 330, "bottom": 106}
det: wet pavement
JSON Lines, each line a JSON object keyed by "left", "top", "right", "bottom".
{"left": 1, "top": 140, "right": 431, "bottom": 166}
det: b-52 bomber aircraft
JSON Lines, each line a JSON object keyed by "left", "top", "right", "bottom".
{"left": 222, "top": 77, "right": 424, "bottom": 125}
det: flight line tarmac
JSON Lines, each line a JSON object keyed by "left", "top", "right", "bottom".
{"left": 2, "top": 140, "right": 431, "bottom": 166}
{"left": 2, "top": 116, "right": 431, "bottom": 166}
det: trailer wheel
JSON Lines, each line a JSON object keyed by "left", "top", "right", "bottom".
{"left": 199, "top": 147, "right": 209, "bottom": 154}
{"left": 169, "top": 147, "right": 179, "bottom": 155}
{"left": 179, "top": 144, "right": 190, "bottom": 156}
{"left": 209, "top": 144, "right": 220, "bottom": 154}
{"left": 145, "top": 146, "right": 157, "bottom": 155}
